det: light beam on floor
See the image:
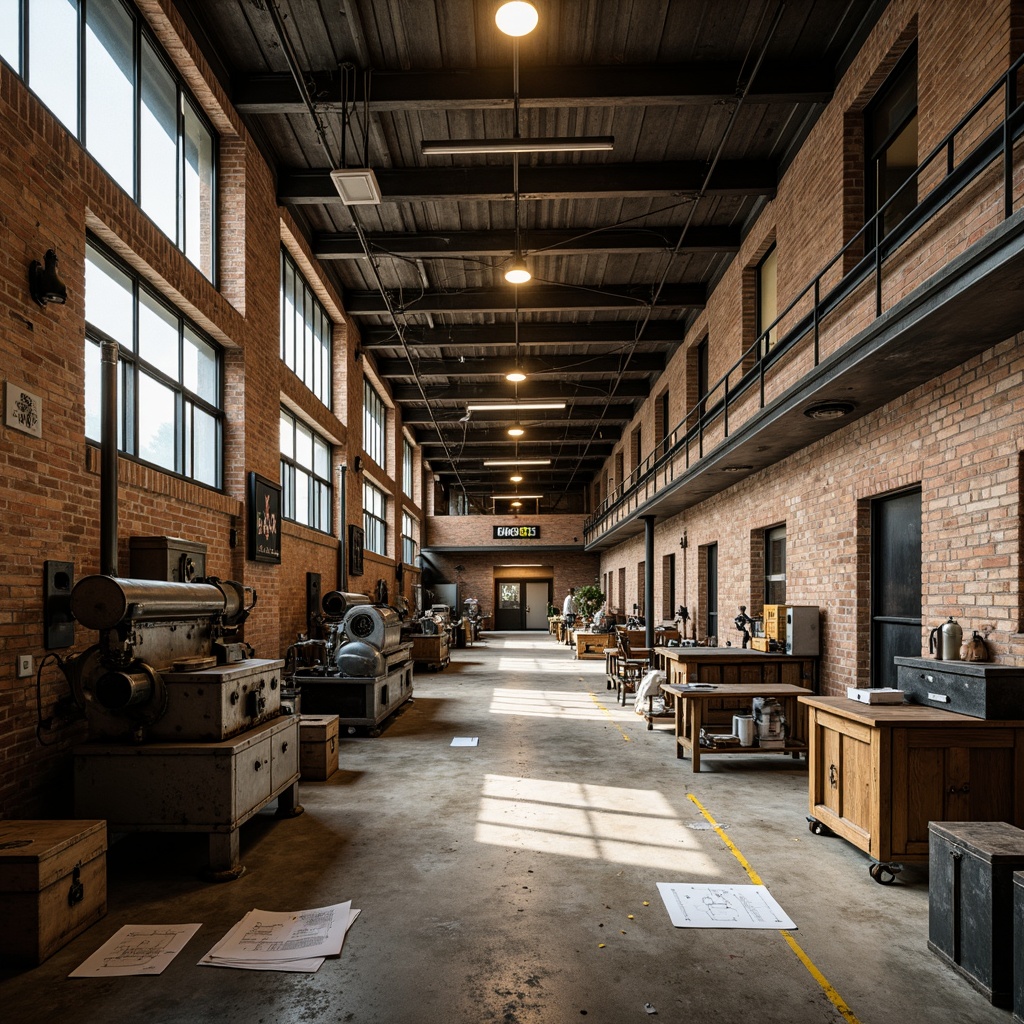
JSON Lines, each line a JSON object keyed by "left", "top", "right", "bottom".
{"left": 489, "top": 687, "right": 628, "bottom": 720}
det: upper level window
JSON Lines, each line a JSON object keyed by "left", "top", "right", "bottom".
{"left": 84, "top": 240, "right": 222, "bottom": 486}
{"left": 403, "top": 438, "right": 414, "bottom": 497}
{"left": 5, "top": 0, "right": 216, "bottom": 279}
{"left": 364, "top": 380, "right": 386, "bottom": 469}
{"left": 280, "top": 249, "right": 332, "bottom": 405}
{"left": 402, "top": 510, "right": 418, "bottom": 565}
{"left": 866, "top": 44, "right": 918, "bottom": 245}
{"left": 280, "top": 408, "right": 332, "bottom": 533}
{"left": 756, "top": 244, "right": 778, "bottom": 358}
{"left": 364, "top": 479, "right": 387, "bottom": 556}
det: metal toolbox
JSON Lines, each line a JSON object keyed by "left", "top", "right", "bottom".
{"left": 0, "top": 820, "right": 107, "bottom": 964}
{"left": 895, "top": 657, "right": 1024, "bottom": 719}
{"left": 299, "top": 714, "right": 339, "bottom": 780}
{"left": 929, "top": 821, "right": 1024, "bottom": 1006}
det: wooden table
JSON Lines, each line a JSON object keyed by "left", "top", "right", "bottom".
{"left": 800, "top": 695, "right": 1024, "bottom": 882}
{"left": 663, "top": 682, "right": 813, "bottom": 772}
{"left": 656, "top": 646, "right": 816, "bottom": 688}
{"left": 575, "top": 631, "right": 613, "bottom": 659}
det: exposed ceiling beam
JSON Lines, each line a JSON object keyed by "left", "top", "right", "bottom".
{"left": 279, "top": 162, "right": 776, "bottom": 204}
{"left": 402, "top": 405, "right": 636, "bottom": 425}
{"left": 346, "top": 284, "right": 703, "bottom": 316}
{"left": 372, "top": 353, "right": 666, "bottom": 378}
{"left": 391, "top": 380, "right": 649, "bottom": 403}
{"left": 234, "top": 61, "right": 833, "bottom": 113}
{"left": 314, "top": 226, "right": 741, "bottom": 260}
{"left": 358, "top": 321, "right": 685, "bottom": 349}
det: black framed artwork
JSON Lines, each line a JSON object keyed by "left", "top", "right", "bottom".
{"left": 248, "top": 472, "right": 282, "bottom": 563}
{"left": 349, "top": 524, "right": 364, "bottom": 576}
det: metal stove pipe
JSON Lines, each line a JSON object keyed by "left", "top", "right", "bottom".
{"left": 100, "top": 339, "right": 119, "bottom": 576}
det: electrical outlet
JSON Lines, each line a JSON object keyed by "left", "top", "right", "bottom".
{"left": 17, "top": 654, "right": 34, "bottom": 678}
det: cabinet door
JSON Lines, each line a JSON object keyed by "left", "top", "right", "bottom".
{"left": 891, "top": 728, "right": 1017, "bottom": 859}
{"left": 809, "top": 710, "right": 879, "bottom": 855}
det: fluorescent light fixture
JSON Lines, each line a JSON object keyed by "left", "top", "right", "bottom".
{"left": 496, "top": 1, "right": 538, "bottom": 36}
{"left": 467, "top": 402, "right": 566, "bottom": 411}
{"left": 422, "top": 136, "right": 614, "bottom": 156}
{"left": 329, "top": 168, "right": 382, "bottom": 205}
{"left": 493, "top": 494, "right": 543, "bottom": 499}
{"left": 483, "top": 459, "right": 551, "bottom": 466}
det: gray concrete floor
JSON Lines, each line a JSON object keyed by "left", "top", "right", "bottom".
{"left": 0, "top": 632, "right": 1011, "bottom": 1023}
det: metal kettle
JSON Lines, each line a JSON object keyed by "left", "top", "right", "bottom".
{"left": 929, "top": 617, "right": 963, "bottom": 661}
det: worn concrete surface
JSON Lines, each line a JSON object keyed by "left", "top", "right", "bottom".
{"left": 0, "top": 632, "right": 1010, "bottom": 1023}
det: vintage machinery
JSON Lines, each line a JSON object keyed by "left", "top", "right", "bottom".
{"left": 63, "top": 570, "right": 302, "bottom": 881}
{"left": 293, "top": 591, "right": 414, "bottom": 735}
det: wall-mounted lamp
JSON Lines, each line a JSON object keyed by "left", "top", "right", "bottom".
{"left": 29, "top": 249, "right": 67, "bottom": 307}
{"left": 680, "top": 530, "right": 688, "bottom": 550}
{"left": 353, "top": 455, "right": 364, "bottom": 473}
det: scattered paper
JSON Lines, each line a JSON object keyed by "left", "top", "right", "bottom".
{"left": 199, "top": 902, "right": 360, "bottom": 973}
{"left": 657, "top": 883, "right": 795, "bottom": 930}
{"left": 450, "top": 736, "right": 479, "bottom": 746}
{"left": 70, "top": 924, "right": 202, "bottom": 977}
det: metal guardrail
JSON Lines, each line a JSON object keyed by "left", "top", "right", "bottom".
{"left": 585, "top": 52, "right": 1024, "bottom": 546}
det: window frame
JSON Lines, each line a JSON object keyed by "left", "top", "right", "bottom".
{"left": 11, "top": 0, "right": 217, "bottom": 279}
{"left": 364, "top": 379, "right": 386, "bottom": 469}
{"left": 279, "top": 407, "right": 333, "bottom": 533}
{"left": 756, "top": 243, "right": 778, "bottom": 359}
{"left": 403, "top": 437, "right": 414, "bottom": 498}
{"left": 279, "top": 248, "right": 332, "bottom": 406}
{"left": 84, "top": 237, "right": 223, "bottom": 487}
{"left": 363, "top": 478, "right": 388, "bottom": 556}
{"left": 764, "top": 524, "right": 787, "bottom": 606}
{"left": 401, "top": 509, "right": 418, "bottom": 566}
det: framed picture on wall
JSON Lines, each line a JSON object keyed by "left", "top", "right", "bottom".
{"left": 248, "top": 472, "right": 282, "bottom": 563}
{"left": 349, "top": 524, "right": 364, "bottom": 576}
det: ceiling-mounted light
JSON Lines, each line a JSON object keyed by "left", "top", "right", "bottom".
{"left": 329, "top": 168, "right": 382, "bottom": 205}
{"left": 511, "top": 500, "right": 523, "bottom": 508}
{"left": 804, "top": 400, "right": 856, "bottom": 420}
{"left": 507, "top": 424, "right": 525, "bottom": 437}
{"left": 467, "top": 402, "right": 565, "bottom": 411}
{"left": 484, "top": 459, "right": 551, "bottom": 466}
{"left": 510, "top": 474, "right": 523, "bottom": 483}
{"left": 504, "top": 259, "right": 531, "bottom": 285}
{"left": 421, "top": 136, "right": 614, "bottom": 156}
{"left": 505, "top": 367, "right": 527, "bottom": 383}
{"left": 495, "top": 1, "right": 538, "bottom": 36}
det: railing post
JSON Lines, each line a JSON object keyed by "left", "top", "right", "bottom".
{"left": 723, "top": 376, "right": 730, "bottom": 438}
{"left": 1005, "top": 71, "right": 1016, "bottom": 218}
{"left": 813, "top": 277, "right": 820, "bottom": 365}
{"left": 874, "top": 225, "right": 883, "bottom": 317}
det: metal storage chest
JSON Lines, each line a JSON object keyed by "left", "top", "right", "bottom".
{"left": 928, "top": 820, "right": 1024, "bottom": 1006}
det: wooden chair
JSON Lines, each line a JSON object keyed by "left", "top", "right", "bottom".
{"left": 615, "top": 632, "right": 651, "bottom": 705}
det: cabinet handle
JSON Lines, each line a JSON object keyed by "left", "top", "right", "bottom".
{"left": 948, "top": 783, "right": 970, "bottom": 795}
{"left": 282, "top": 741, "right": 289, "bottom": 752}
{"left": 828, "top": 763, "right": 838, "bottom": 788}
{"left": 254, "top": 760, "right": 263, "bottom": 771}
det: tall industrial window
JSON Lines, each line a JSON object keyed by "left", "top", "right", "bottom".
{"left": 636, "top": 562, "right": 645, "bottom": 617}
{"left": 4, "top": 0, "right": 216, "bottom": 279}
{"left": 364, "top": 479, "right": 387, "bottom": 556}
{"left": 866, "top": 43, "right": 918, "bottom": 246}
{"left": 280, "top": 249, "right": 332, "bottom": 406}
{"left": 280, "top": 409, "right": 331, "bottom": 533}
{"left": 402, "top": 510, "right": 418, "bottom": 565}
{"left": 84, "top": 240, "right": 222, "bottom": 486}
{"left": 662, "top": 553, "right": 676, "bottom": 619}
{"left": 364, "top": 380, "right": 387, "bottom": 469}
{"left": 403, "top": 438, "right": 414, "bottom": 497}
{"left": 765, "top": 525, "right": 787, "bottom": 605}
{"left": 697, "top": 337, "right": 709, "bottom": 415}
{"left": 756, "top": 244, "right": 778, "bottom": 358}
{"left": 658, "top": 389, "right": 671, "bottom": 455}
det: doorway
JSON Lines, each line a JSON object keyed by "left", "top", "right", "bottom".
{"left": 870, "top": 488, "right": 922, "bottom": 687}
{"left": 494, "top": 578, "right": 552, "bottom": 630}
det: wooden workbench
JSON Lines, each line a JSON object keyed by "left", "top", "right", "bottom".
{"left": 575, "top": 631, "right": 613, "bottom": 659}
{"left": 656, "top": 646, "right": 816, "bottom": 688}
{"left": 800, "top": 695, "right": 1024, "bottom": 880}
{"left": 662, "top": 682, "right": 813, "bottom": 772}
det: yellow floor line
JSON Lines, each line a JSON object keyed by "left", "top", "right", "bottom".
{"left": 687, "top": 793, "right": 862, "bottom": 1024}
{"left": 587, "top": 690, "right": 631, "bottom": 741}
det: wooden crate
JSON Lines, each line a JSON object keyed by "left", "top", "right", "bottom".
{"left": 763, "top": 605, "right": 787, "bottom": 643}
{"left": 0, "top": 819, "right": 107, "bottom": 964}
{"left": 299, "top": 714, "right": 340, "bottom": 780}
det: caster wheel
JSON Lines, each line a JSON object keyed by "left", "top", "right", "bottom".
{"left": 869, "top": 862, "right": 901, "bottom": 885}
{"left": 807, "top": 817, "right": 832, "bottom": 837}
{"left": 368, "top": 728, "right": 381, "bottom": 738}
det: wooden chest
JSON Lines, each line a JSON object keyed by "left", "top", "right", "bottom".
{"left": 0, "top": 819, "right": 107, "bottom": 964}
{"left": 762, "top": 605, "right": 787, "bottom": 643}
{"left": 300, "top": 714, "right": 340, "bottom": 780}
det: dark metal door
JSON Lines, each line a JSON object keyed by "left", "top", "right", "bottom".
{"left": 495, "top": 581, "right": 523, "bottom": 630}
{"left": 706, "top": 543, "right": 718, "bottom": 642}
{"left": 871, "top": 488, "right": 922, "bottom": 687}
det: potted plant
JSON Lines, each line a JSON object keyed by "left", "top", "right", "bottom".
{"left": 574, "top": 583, "right": 605, "bottom": 624}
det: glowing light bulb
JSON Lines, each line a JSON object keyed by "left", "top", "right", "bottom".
{"left": 495, "top": 2, "right": 538, "bottom": 36}
{"left": 507, "top": 424, "right": 525, "bottom": 437}
{"left": 504, "top": 261, "right": 531, "bottom": 285}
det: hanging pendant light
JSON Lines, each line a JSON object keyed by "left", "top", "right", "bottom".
{"left": 505, "top": 366, "right": 527, "bottom": 382}
{"left": 504, "top": 259, "right": 531, "bottom": 285}
{"left": 507, "top": 423, "right": 525, "bottom": 437}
